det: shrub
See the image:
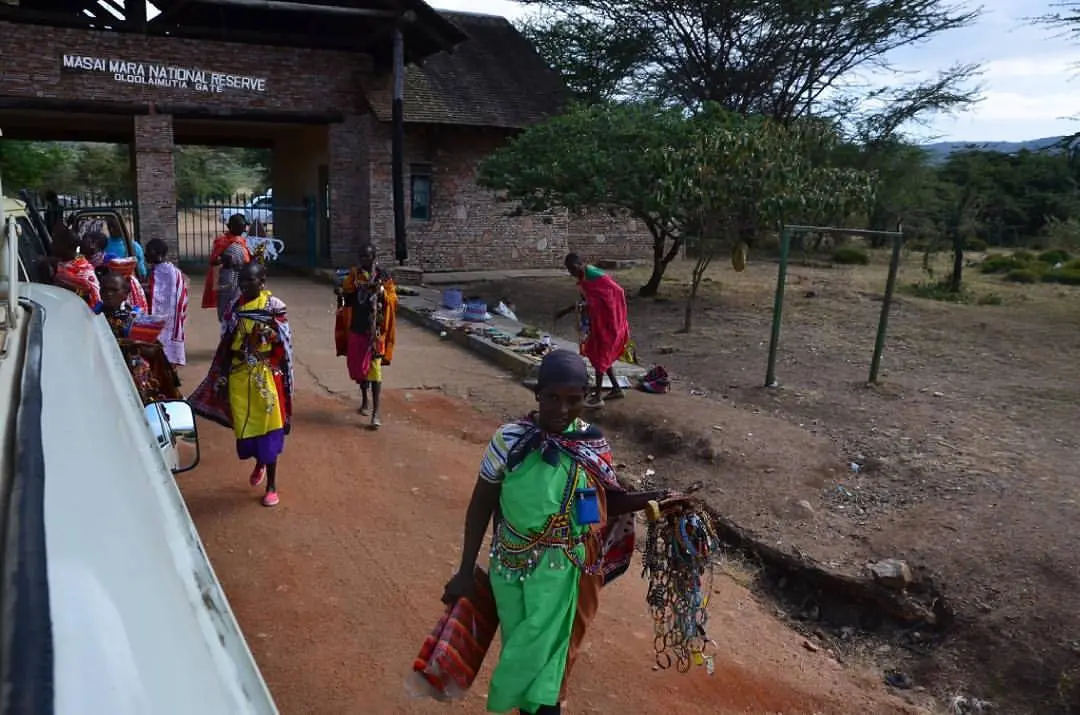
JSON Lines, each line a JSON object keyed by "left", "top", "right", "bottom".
{"left": 831, "top": 247, "right": 869, "bottom": 265}
{"left": 976, "top": 292, "right": 1004, "bottom": 306}
{"left": 1006, "top": 268, "right": 1040, "bottom": 283}
{"left": 965, "top": 237, "right": 988, "bottom": 252}
{"left": 1063, "top": 259, "right": 1080, "bottom": 272}
{"left": 902, "top": 281, "right": 971, "bottom": 303}
{"left": 1012, "top": 249, "right": 1036, "bottom": 263}
{"left": 1042, "top": 268, "right": 1080, "bottom": 286}
{"left": 980, "top": 254, "right": 1027, "bottom": 274}
{"left": 1038, "top": 249, "right": 1071, "bottom": 265}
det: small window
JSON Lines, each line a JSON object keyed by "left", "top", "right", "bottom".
{"left": 410, "top": 165, "right": 433, "bottom": 221}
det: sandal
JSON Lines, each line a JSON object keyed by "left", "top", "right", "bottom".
{"left": 370, "top": 414, "right": 382, "bottom": 430}
{"left": 249, "top": 465, "right": 266, "bottom": 488}
{"left": 605, "top": 389, "right": 626, "bottom": 400}
{"left": 584, "top": 394, "right": 605, "bottom": 409}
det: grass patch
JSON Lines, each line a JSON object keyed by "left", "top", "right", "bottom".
{"left": 902, "top": 281, "right": 971, "bottom": 303}
{"left": 902, "top": 281, "right": 1005, "bottom": 306}
{"left": 831, "top": 247, "right": 869, "bottom": 265}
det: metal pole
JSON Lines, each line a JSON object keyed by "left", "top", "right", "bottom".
{"left": 765, "top": 227, "right": 790, "bottom": 387}
{"left": 391, "top": 25, "right": 408, "bottom": 265}
{"left": 869, "top": 228, "right": 904, "bottom": 384}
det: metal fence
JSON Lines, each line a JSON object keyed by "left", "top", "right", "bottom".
{"left": 176, "top": 193, "right": 316, "bottom": 266}
{"left": 37, "top": 191, "right": 319, "bottom": 267}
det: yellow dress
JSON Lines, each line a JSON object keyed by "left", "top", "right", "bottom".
{"left": 228, "top": 291, "right": 285, "bottom": 441}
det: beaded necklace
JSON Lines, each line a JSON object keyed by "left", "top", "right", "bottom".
{"left": 490, "top": 461, "right": 604, "bottom": 583}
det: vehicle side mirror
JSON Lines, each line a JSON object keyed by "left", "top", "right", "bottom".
{"left": 144, "top": 399, "right": 201, "bottom": 474}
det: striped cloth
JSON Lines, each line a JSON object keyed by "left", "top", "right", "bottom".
{"left": 411, "top": 567, "right": 498, "bottom": 700}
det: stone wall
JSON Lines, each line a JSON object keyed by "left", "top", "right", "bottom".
{"left": 366, "top": 123, "right": 653, "bottom": 271}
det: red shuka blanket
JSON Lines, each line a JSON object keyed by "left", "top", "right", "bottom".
{"left": 579, "top": 268, "right": 630, "bottom": 374}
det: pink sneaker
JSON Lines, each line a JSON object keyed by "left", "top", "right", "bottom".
{"left": 262, "top": 491, "right": 279, "bottom": 507}
{"left": 249, "top": 465, "right": 266, "bottom": 487}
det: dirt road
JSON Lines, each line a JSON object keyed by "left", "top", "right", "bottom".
{"left": 175, "top": 278, "right": 913, "bottom": 715}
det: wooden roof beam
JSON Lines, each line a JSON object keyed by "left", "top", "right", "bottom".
{"left": 187, "top": 0, "right": 402, "bottom": 19}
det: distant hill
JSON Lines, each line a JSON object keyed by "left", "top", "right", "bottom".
{"left": 921, "top": 136, "right": 1067, "bottom": 162}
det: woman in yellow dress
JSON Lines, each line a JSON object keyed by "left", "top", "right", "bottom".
{"left": 190, "top": 262, "right": 294, "bottom": 507}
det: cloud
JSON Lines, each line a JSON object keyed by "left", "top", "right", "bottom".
{"left": 983, "top": 54, "right": 1080, "bottom": 79}
{"left": 976, "top": 90, "right": 1079, "bottom": 122}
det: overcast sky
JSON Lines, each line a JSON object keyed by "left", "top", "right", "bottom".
{"left": 430, "top": 0, "right": 1080, "bottom": 143}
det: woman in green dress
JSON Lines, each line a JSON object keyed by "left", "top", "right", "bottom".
{"left": 442, "top": 350, "right": 673, "bottom": 715}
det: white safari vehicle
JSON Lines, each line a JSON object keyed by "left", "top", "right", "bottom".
{"left": 0, "top": 183, "right": 278, "bottom": 713}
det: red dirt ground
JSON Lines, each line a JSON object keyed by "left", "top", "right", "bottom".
{"left": 174, "top": 277, "right": 916, "bottom": 715}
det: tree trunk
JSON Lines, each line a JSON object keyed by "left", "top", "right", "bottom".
{"left": 949, "top": 235, "right": 964, "bottom": 293}
{"left": 681, "top": 280, "right": 698, "bottom": 333}
{"left": 640, "top": 259, "right": 665, "bottom": 298}
{"left": 681, "top": 255, "right": 711, "bottom": 333}
{"left": 638, "top": 231, "right": 682, "bottom": 298}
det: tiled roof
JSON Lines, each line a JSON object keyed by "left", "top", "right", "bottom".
{"left": 365, "top": 11, "right": 569, "bottom": 129}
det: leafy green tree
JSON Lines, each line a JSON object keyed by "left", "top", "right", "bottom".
{"left": 0, "top": 141, "right": 76, "bottom": 194}
{"left": 657, "top": 106, "right": 876, "bottom": 329}
{"left": 478, "top": 102, "right": 692, "bottom": 296}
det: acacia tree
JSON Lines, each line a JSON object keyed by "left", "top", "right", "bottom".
{"left": 659, "top": 107, "right": 876, "bottom": 331}
{"left": 520, "top": 0, "right": 980, "bottom": 121}
{"left": 477, "top": 102, "right": 692, "bottom": 297}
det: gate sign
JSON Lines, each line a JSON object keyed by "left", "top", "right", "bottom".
{"left": 61, "top": 55, "right": 267, "bottom": 94}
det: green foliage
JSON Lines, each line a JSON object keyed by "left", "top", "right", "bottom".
{"left": 1042, "top": 268, "right": 1080, "bottom": 285}
{"left": 521, "top": 0, "right": 978, "bottom": 125}
{"left": 1006, "top": 268, "right": 1041, "bottom": 284}
{"left": 1038, "top": 249, "right": 1071, "bottom": 264}
{"left": 965, "top": 237, "right": 988, "bottom": 251}
{"left": 903, "top": 281, "right": 971, "bottom": 303}
{"left": 980, "top": 254, "right": 1031, "bottom": 274}
{"left": 654, "top": 106, "right": 875, "bottom": 329}
{"left": 831, "top": 247, "right": 870, "bottom": 264}
{"left": 0, "top": 140, "right": 267, "bottom": 199}
{"left": 479, "top": 102, "right": 694, "bottom": 296}
{"left": 901, "top": 281, "right": 1003, "bottom": 305}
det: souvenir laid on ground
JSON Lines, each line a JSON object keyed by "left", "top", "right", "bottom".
{"left": 642, "top": 497, "right": 720, "bottom": 675}
{"left": 731, "top": 241, "right": 748, "bottom": 272}
{"left": 462, "top": 299, "right": 489, "bottom": 322}
{"left": 639, "top": 365, "right": 672, "bottom": 394}
{"left": 409, "top": 567, "right": 499, "bottom": 701}
{"left": 493, "top": 301, "right": 518, "bottom": 321}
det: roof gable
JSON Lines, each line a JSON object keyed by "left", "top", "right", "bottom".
{"left": 365, "top": 11, "right": 569, "bottom": 129}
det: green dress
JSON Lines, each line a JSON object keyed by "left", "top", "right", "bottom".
{"left": 483, "top": 422, "right": 593, "bottom": 714}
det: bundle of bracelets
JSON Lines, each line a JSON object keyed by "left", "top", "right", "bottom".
{"left": 642, "top": 497, "right": 720, "bottom": 674}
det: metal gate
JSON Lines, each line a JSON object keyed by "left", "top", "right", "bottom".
{"left": 176, "top": 193, "right": 317, "bottom": 268}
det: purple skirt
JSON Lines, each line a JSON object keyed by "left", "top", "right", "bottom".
{"left": 236, "top": 428, "right": 286, "bottom": 464}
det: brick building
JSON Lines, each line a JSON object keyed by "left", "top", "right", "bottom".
{"left": 0, "top": 0, "right": 652, "bottom": 271}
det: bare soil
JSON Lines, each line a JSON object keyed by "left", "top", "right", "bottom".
{"left": 470, "top": 253, "right": 1080, "bottom": 714}
{"left": 175, "top": 278, "right": 920, "bottom": 715}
